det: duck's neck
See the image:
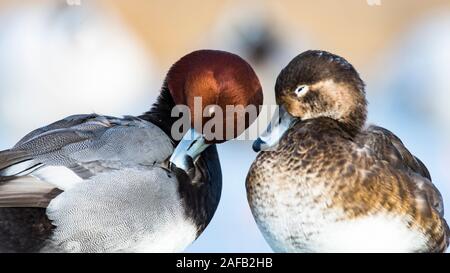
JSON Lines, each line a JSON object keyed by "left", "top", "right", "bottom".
{"left": 139, "top": 84, "right": 178, "bottom": 141}
{"left": 336, "top": 100, "right": 367, "bottom": 137}
{"left": 338, "top": 116, "right": 365, "bottom": 137}
{"left": 139, "top": 85, "right": 222, "bottom": 236}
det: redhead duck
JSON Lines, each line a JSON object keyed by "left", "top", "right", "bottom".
{"left": 247, "top": 50, "right": 448, "bottom": 252}
{"left": 0, "top": 50, "right": 263, "bottom": 252}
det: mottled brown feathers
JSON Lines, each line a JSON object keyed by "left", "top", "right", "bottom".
{"left": 247, "top": 50, "right": 448, "bottom": 252}
{"left": 247, "top": 118, "right": 448, "bottom": 252}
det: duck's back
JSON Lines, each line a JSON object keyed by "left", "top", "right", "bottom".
{"left": 246, "top": 118, "right": 449, "bottom": 252}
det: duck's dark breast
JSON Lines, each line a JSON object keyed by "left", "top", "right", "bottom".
{"left": 141, "top": 86, "right": 223, "bottom": 237}
{"left": 172, "top": 145, "right": 222, "bottom": 237}
{"left": 0, "top": 208, "right": 54, "bottom": 252}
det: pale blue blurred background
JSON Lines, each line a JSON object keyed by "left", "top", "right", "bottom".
{"left": 0, "top": 0, "right": 449, "bottom": 252}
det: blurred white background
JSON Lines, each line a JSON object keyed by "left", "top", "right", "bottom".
{"left": 0, "top": 0, "right": 449, "bottom": 252}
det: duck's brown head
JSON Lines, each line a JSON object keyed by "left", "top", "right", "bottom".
{"left": 253, "top": 50, "right": 367, "bottom": 152}
{"left": 276, "top": 50, "right": 367, "bottom": 132}
{"left": 167, "top": 50, "right": 263, "bottom": 171}
{"left": 167, "top": 49, "right": 263, "bottom": 142}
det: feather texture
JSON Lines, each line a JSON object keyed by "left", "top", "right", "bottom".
{"left": 247, "top": 118, "right": 449, "bottom": 252}
{"left": 0, "top": 114, "right": 174, "bottom": 191}
{"left": 44, "top": 168, "right": 197, "bottom": 253}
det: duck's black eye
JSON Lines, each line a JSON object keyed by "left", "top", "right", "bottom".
{"left": 294, "top": 85, "right": 309, "bottom": 97}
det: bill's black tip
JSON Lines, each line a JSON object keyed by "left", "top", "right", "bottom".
{"left": 252, "top": 138, "right": 264, "bottom": 152}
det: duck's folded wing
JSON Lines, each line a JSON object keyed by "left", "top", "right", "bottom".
{"left": 0, "top": 114, "right": 174, "bottom": 191}
{"left": 409, "top": 173, "right": 449, "bottom": 252}
{"left": 44, "top": 167, "right": 195, "bottom": 253}
{"left": 357, "top": 125, "right": 444, "bottom": 214}
{"left": 356, "top": 125, "right": 448, "bottom": 251}
{"left": 13, "top": 114, "right": 102, "bottom": 148}
{"left": 357, "top": 125, "right": 431, "bottom": 180}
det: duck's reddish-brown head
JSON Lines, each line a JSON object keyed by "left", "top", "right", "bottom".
{"left": 166, "top": 49, "right": 263, "bottom": 143}
{"left": 167, "top": 50, "right": 263, "bottom": 171}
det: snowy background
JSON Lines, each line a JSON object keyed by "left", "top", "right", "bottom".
{"left": 0, "top": 0, "right": 449, "bottom": 252}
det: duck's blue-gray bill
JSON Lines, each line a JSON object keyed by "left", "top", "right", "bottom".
{"left": 252, "top": 106, "right": 296, "bottom": 152}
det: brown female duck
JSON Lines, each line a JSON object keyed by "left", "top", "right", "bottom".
{"left": 247, "top": 50, "right": 449, "bottom": 252}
